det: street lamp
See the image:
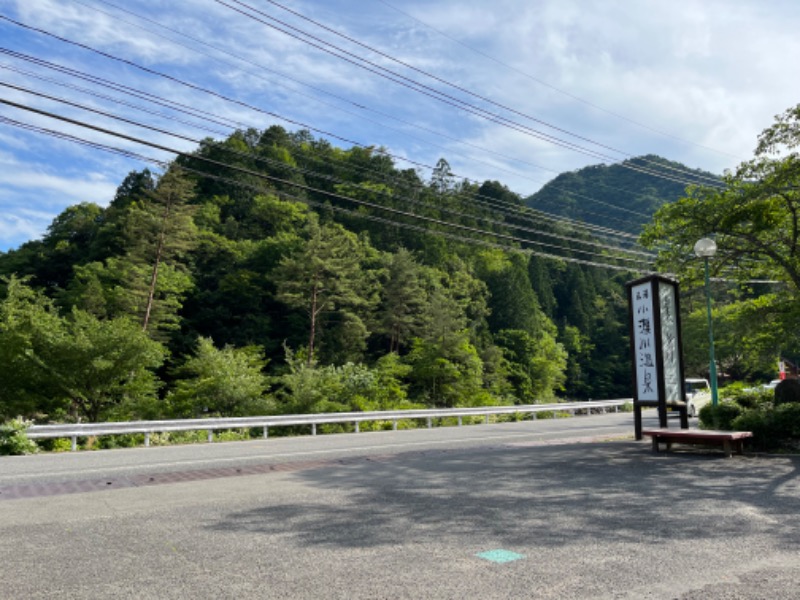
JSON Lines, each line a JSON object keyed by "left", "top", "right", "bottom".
{"left": 694, "top": 237, "right": 719, "bottom": 406}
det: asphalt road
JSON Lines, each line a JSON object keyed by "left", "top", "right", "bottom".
{"left": 2, "top": 412, "right": 799, "bottom": 599}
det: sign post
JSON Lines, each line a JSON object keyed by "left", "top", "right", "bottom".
{"left": 626, "top": 275, "right": 689, "bottom": 439}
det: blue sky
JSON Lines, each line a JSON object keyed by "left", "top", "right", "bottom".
{"left": 2, "top": 0, "right": 800, "bottom": 251}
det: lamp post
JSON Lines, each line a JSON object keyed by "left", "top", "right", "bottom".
{"left": 694, "top": 237, "right": 719, "bottom": 406}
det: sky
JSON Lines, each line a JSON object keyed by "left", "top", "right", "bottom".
{"left": 1, "top": 0, "right": 800, "bottom": 252}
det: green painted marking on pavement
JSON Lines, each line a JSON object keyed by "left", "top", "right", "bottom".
{"left": 476, "top": 549, "right": 525, "bottom": 563}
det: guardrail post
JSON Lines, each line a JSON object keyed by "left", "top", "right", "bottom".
{"left": 144, "top": 432, "right": 150, "bottom": 448}
{"left": 393, "top": 420, "right": 398, "bottom": 431}
{"left": 207, "top": 430, "right": 213, "bottom": 443}
{"left": 263, "top": 426, "right": 269, "bottom": 439}
{"left": 71, "top": 436, "right": 77, "bottom": 452}
{"left": 426, "top": 417, "right": 432, "bottom": 429}
{"left": 484, "top": 414, "right": 489, "bottom": 424}
{"left": 458, "top": 416, "right": 462, "bottom": 426}
{"left": 355, "top": 421, "right": 360, "bottom": 433}
{"left": 312, "top": 423, "right": 317, "bottom": 436}
{"left": 531, "top": 412, "right": 537, "bottom": 420}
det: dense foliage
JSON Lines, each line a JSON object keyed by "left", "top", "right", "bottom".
{"left": 642, "top": 103, "right": 800, "bottom": 383}
{"left": 527, "top": 155, "right": 719, "bottom": 233}
{"left": 0, "top": 126, "right": 653, "bottom": 424}
{"left": 643, "top": 102, "right": 800, "bottom": 451}
{"left": 700, "top": 384, "right": 800, "bottom": 451}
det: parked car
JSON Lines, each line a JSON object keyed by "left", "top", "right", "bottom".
{"left": 684, "top": 378, "right": 712, "bottom": 417}
{"left": 743, "top": 379, "right": 782, "bottom": 393}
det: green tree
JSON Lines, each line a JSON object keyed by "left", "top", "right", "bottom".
{"left": 477, "top": 250, "right": 543, "bottom": 333}
{"left": 430, "top": 158, "right": 455, "bottom": 194}
{"left": 169, "top": 337, "right": 272, "bottom": 417}
{"left": 642, "top": 104, "right": 800, "bottom": 290}
{"left": 642, "top": 103, "right": 800, "bottom": 377}
{"left": 128, "top": 168, "right": 198, "bottom": 333}
{"left": 0, "top": 277, "right": 165, "bottom": 422}
{"left": 376, "top": 248, "right": 427, "bottom": 353}
{"left": 273, "top": 217, "right": 376, "bottom": 365}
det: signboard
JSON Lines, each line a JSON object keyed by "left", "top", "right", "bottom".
{"left": 626, "top": 275, "right": 688, "bottom": 436}
{"left": 659, "top": 281, "right": 682, "bottom": 403}
{"left": 630, "top": 281, "right": 657, "bottom": 401}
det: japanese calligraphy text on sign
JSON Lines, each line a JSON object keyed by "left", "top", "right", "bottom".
{"left": 631, "top": 282, "right": 658, "bottom": 401}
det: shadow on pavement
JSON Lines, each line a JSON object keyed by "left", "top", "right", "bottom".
{"left": 207, "top": 441, "right": 800, "bottom": 552}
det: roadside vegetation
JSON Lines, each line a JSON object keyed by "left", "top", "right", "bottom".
{"left": 3, "top": 101, "right": 800, "bottom": 455}
{"left": 700, "top": 381, "right": 800, "bottom": 452}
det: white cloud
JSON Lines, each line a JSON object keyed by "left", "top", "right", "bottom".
{"left": 2, "top": 0, "right": 800, "bottom": 251}
{"left": 0, "top": 213, "right": 45, "bottom": 247}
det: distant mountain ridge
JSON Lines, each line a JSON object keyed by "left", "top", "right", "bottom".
{"left": 525, "top": 155, "right": 720, "bottom": 233}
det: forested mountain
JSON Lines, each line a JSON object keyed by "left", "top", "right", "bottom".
{"left": 526, "top": 155, "right": 720, "bottom": 233}
{"left": 0, "top": 126, "right": 642, "bottom": 425}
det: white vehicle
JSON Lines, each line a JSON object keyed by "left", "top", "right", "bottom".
{"left": 743, "top": 379, "right": 782, "bottom": 393}
{"left": 684, "top": 378, "right": 712, "bottom": 417}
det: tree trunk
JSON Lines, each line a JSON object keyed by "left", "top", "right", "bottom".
{"left": 307, "top": 280, "right": 319, "bottom": 367}
{"left": 142, "top": 201, "right": 171, "bottom": 333}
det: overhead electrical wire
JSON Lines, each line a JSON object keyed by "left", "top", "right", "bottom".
{"left": 0, "top": 110, "right": 654, "bottom": 275}
{"left": 0, "top": 56, "right": 644, "bottom": 245}
{"left": 0, "top": 56, "right": 651, "bottom": 243}
{"left": 1, "top": 8, "right": 720, "bottom": 255}
{"left": 0, "top": 6, "right": 732, "bottom": 266}
{"left": 0, "top": 44, "right": 653, "bottom": 233}
{"left": 262, "top": 0, "right": 733, "bottom": 182}
{"left": 377, "top": 0, "right": 743, "bottom": 162}
{"left": 1, "top": 81, "right": 655, "bottom": 261}
{"left": 0, "top": 14, "right": 697, "bottom": 229}
{"left": 0, "top": 96, "right": 655, "bottom": 269}
{"left": 0, "top": 12, "right": 719, "bottom": 192}
{"left": 0, "top": 63, "right": 232, "bottom": 139}
{"left": 214, "top": 0, "right": 725, "bottom": 190}
{"left": 69, "top": 0, "right": 699, "bottom": 218}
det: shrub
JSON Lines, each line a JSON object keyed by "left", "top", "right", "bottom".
{"left": 214, "top": 429, "right": 251, "bottom": 442}
{"left": 0, "top": 417, "right": 39, "bottom": 455}
{"left": 731, "top": 404, "right": 800, "bottom": 451}
{"left": 775, "top": 379, "right": 800, "bottom": 406}
{"left": 698, "top": 401, "right": 742, "bottom": 430}
{"left": 51, "top": 438, "right": 74, "bottom": 453}
{"left": 97, "top": 433, "right": 145, "bottom": 449}
{"left": 772, "top": 403, "right": 800, "bottom": 441}
{"left": 722, "top": 387, "right": 772, "bottom": 410}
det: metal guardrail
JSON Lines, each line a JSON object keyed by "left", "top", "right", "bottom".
{"left": 27, "top": 399, "right": 632, "bottom": 451}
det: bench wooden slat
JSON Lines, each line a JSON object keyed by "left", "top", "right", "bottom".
{"left": 641, "top": 428, "right": 752, "bottom": 457}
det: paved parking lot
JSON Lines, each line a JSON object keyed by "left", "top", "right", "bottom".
{"left": 2, "top": 427, "right": 799, "bottom": 598}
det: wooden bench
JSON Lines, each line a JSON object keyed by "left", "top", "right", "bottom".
{"left": 641, "top": 428, "right": 753, "bottom": 457}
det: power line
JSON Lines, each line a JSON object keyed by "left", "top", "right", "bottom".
{"left": 2, "top": 112, "right": 651, "bottom": 274}
{"left": 377, "top": 0, "right": 743, "bottom": 163}
{"left": 0, "top": 98, "right": 655, "bottom": 270}
{"left": 215, "top": 0, "right": 725, "bottom": 190}
{"left": 68, "top": 0, "right": 705, "bottom": 218}
{"left": 0, "top": 45, "right": 653, "bottom": 232}
{"left": 1, "top": 82, "right": 654, "bottom": 261}
{"left": 0, "top": 63, "right": 232, "bottom": 138}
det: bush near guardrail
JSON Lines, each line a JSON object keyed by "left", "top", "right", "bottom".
{"left": 24, "top": 399, "right": 631, "bottom": 451}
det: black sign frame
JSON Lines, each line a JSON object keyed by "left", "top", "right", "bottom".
{"left": 626, "top": 274, "right": 689, "bottom": 439}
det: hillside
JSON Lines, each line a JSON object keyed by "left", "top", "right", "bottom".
{"left": 526, "top": 155, "right": 720, "bottom": 233}
{"left": 0, "top": 127, "right": 646, "bottom": 428}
